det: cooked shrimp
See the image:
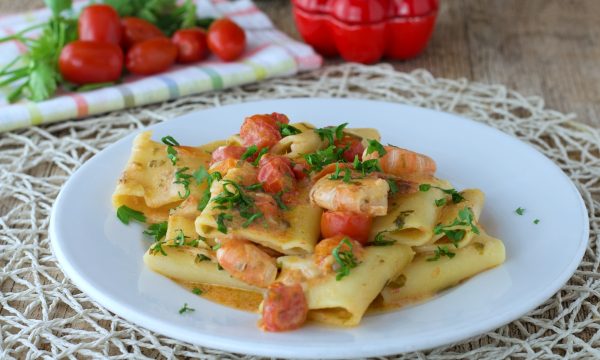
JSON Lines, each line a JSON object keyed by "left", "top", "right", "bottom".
{"left": 216, "top": 239, "right": 278, "bottom": 288}
{"left": 309, "top": 177, "right": 389, "bottom": 216}
{"left": 261, "top": 282, "right": 308, "bottom": 332}
{"left": 363, "top": 146, "right": 436, "bottom": 177}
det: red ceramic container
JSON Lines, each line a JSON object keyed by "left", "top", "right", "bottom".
{"left": 292, "top": 0, "right": 439, "bottom": 64}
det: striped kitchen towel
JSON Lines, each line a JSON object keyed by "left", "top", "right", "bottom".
{"left": 0, "top": 0, "right": 322, "bottom": 133}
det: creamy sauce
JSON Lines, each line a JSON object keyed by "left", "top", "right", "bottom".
{"left": 175, "top": 279, "right": 263, "bottom": 313}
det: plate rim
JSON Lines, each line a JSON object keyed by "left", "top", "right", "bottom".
{"left": 49, "top": 97, "right": 590, "bottom": 358}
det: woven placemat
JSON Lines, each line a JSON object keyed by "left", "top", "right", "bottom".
{"left": 1, "top": 63, "right": 599, "bottom": 359}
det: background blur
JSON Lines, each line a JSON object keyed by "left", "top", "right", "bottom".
{"left": 1, "top": 0, "right": 599, "bottom": 126}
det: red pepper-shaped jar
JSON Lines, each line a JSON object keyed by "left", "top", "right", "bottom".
{"left": 292, "top": 0, "right": 439, "bottom": 64}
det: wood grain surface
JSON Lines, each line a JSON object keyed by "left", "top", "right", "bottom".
{"left": 1, "top": 0, "right": 598, "bottom": 126}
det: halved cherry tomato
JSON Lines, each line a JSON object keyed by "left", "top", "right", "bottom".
{"left": 335, "top": 135, "right": 365, "bottom": 162}
{"left": 121, "top": 17, "right": 165, "bottom": 49}
{"left": 292, "top": 160, "right": 309, "bottom": 180}
{"left": 321, "top": 211, "right": 372, "bottom": 244}
{"left": 261, "top": 282, "right": 308, "bottom": 332}
{"left": 240, "top": 114, "right": 282, "bottom": 149}
{"left": 207, "top": 18, "right": 246, "bottom": 61}
{"left": 59, "top": 41, "right": 123, "bottom": 85}
{"left": 78, "top": 4, "right": 122, "bottom": 45}
{"left": 210, "top": 145, "right": 247, "bottom": 164}
{"left": 258, "top": 155, "right": 295, "bottom": 193}
{"left": 270, "top": 112, "right": 290, "bottom": 125}
{"left": 172, "top": 28, "right": 209, "bottom": 63}
{"left": 126, "top": 38, "right": 178, "bottom": 75}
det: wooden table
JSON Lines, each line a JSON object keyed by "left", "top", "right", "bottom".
{"left": 2, "top": 0, "right": 599, "bottom": 126}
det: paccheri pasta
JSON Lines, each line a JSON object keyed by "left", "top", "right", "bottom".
{"left": 112, "top": 112, "right": 506, "bottom": 332}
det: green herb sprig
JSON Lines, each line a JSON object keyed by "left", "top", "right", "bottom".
{"left": 278, "top": 123, "right": 301, "bottom": 137}
{"left": 419, "top": 184, "right": 465, "bottom": 204}
{"left": 433, "top": 207, "right": 480, "bottom": 247}
{"left": 161, "top": 136, "right": 180, "bottom": 165}
{"left": 314, "top": 123, "right": 348, "bottom": 145}
{"left": 332, "top": 238, "right": 359, "bottom": 281}
{"left": 178, "top": 302, "right": 195, "bottom": 314}
{"left": 116, "top": 205, "right": 146, "bottom": 224}
{"left": 427, "top": 246, "right": 456, "bottom": 261}
{"left": 143, "top": 221, "right": 168, "bottom": 241}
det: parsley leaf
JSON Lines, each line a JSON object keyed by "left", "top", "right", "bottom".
{"left": 216, "top": 213, "right": 233, "bottom": 234}
{"left": 241, "top": 145, "right": 257, "bottom": 160}
{"left": 251, "top": 147, "right": 269, "bottom": 166}
{"left": 178, "top": 302, "right": 195, "bottom": 314}
{"left": 370, "top": 231, "right": 396, "bottom": 246}
{"left": 116, "top": 205, "right": 146, "bottom": 225}
{"left": 304, "top": 145, "right": 346, "bottom": 172}
{"left": 433, "top": 207, "right": 480, "bottom": 247}
{"left": 192, "top": 287, "right": 202, "bottom": 295}
{"left": 161, "top": 136, "right": 180, "bottom": 165}
{"left": 143, "top": 221, "right": 168, "bottom": 242}
{"left": 353, "top": 156, "right": 382, "bottom": 176}
{"left": 387, "top": 179, "right": 399, "bottom": 194}
{"left": 515, "top": 207, "right": 525, "bottom": 215}
{"left": 195, "top": 254, "right": 211, "bottom": 263}
{"left": 278, "top": 123, "right": 302, "bottom": 137}
{"left": 427, "top": 246, "right": 456, "bottom": 261}
{"left": 534, "top": 219, "right": 540, "bottom": 224}
{"left": 273, "top": 192, "right": 289, "bottom": 210}
{"left": 435, "top": 198, "right": 447, "bottom": 207}
{"left": 174, "top": 167, "right": 193, "bottom": 199}
{"left": 314, "top": 123, "right": 348, "bottom": 145}
{"left": 149, "top": 241, "right": 167, "bottom": 256}
{"left": 332, "top": 238, "right": 359, "bottom": 281}
{"left": 419, "top": 184, "right": 465, "bottom": 204}
{"left": 366, "top": 139, "right": 386, "bottom": 156}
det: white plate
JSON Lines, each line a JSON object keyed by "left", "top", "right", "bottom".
{"left": 50, "top": 99, "right": 588, "bottom": 358}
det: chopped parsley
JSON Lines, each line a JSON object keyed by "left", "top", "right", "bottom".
{"left": 212, "top": 243, "right": 221, "bottom": 251}
{"left": 216, "top": 213, "right": 233, "bottom": 234}
{"left": 515, "top": 207, "right": 525, "bottom": 215}
{"left": 143, "top": 221, "right": 168, "bottom": 242}
{"left": 242, "top": 212, "right": 263, "bottom": 228}
{"left": 329, "top": 163, "right": 353, "bottom": 183}
{"left": 314, "top": 123, "right": 348, "bottom": 145}
{"left": 366, "top": 139, "right": 386, "bottom": 156}
{"left": 192, "top": 288, "right": 202, "bottom": 295}
{"left": 353, "top": 155, "right": 382, "bottom": 176}
{"left": 278, "top": 122, "right": 302, "bottom": 137}
{"left": 273, "top": 191, "right": 289, "bottom": 210}
{"left": 193, "top": 166, "right": 222, "bottom": 211}
{"left": 435, "top": 198, "right": 447, "bottom": 207}
{"left": 174, "top": 167, "right": 193, "bottom": 199}
{"left": 116, "top": 205, "right": 146, "bottom": 225}
{"left": 195, "top": 254, "right": 211, "bottom": 263}
{"left": 434, "top": 207, "right": 480, "bottom": 247}
{"left": 240, "top": 145, "right": 257, "bottom": 160}
{"left": 251, "top": 147, "right": 269, "bottom": 166}
{"left": 332, "top": 238, "right": 359, "bottom": 281}
{"left": 419, "top": 184, "right": 465, "bottom": 204}
{"left": 304, "top": 145, "right": 346, "bottom": 172}
{"left": 172, "top": 229, "right": 189, "bottom": 246}
{"left": 387, "top": 179, "right": 399, "bottom": 194}
{"left": 161, "top": 135, "right": 180, "bottom": 165}
{"left": 370, "top": 231, "right": 396, "bottom": 246}
{"left": 149, "top": 241, "right": 167, "bottom": 256}
{"left": 245, "top": 183, "right": 264, "bottom": 191}
{"left": 394, "top": 210, "right": 415, "bottom": 229}
{"left": 534, "top": 219, "right": 540, "bottom": 224}
{"left": 427, "top": 246, "right": 456, "bottom": 262}
{"left": 178, "top": 303, "right": 195, "bottom": 314}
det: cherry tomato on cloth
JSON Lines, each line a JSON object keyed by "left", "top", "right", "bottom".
{"left": 121, "top": 17, "right": 165, "bottom": 49}
{"left": 172, "top": 28, "right": 209, "bottom": 63}
{"left": 261, "top": 282, "right": 308, "bottom": 332}
{"left": 126, "top": 38, "right": 178, "bottom": 75}
{"left": 335, "top": 135, "right": 365, "bottom": 162}
{"left": 321, "top": 211, "right": 372, "bottom": 244}
{"left": 258, "top": 155, "right": 295, "bottom": 194}
{"left": 207, "top": 18, "right": 246, "bottom": 61}
{"left": 78, "top": 4, "right": 122, "bottom": 45}
{"left": 240, "top": 114, "right": 282, "bottom": 149}
{"left": 59, "top": 41, "right": 123, "bottom": 85}
{"left": 210, "top": 145, "right": 247, "bottom": 164}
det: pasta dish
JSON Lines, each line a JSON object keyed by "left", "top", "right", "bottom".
{"left": 111, "top": 112, "right": 505, "bottom": 331}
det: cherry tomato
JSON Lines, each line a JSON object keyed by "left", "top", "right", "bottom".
{"left": 292, "top": 160, "right": 309, "bottom": 180}
{"left": 335, "top": 135, "right": 365, "bottom": 162}
{"left": 258, "top": 155, "right": 295, "bottom": 194}
{"left": 121, "top": 17, "right": 165, "bottom": 49}
{"left": 270, "top": 112, "right": 290, "bottom": 125}
{"left": 78, "top": 4, "right": 122, "bottom": 45}
{"left": 321, "top": 211, "right": 372, "bottom": 244}
{"left": 207, "top": 18, "right": 247, "bottom": 61}
{"left": 126, "top": 38, "right": 178, "bottom": 75}
{"left": 210, "top": 145, "right": 247, "bottom": 164}
{"left": 240, "top": 114, "right": 282, "bottom": 149}
{"left": 59, "top": 41, "right": 123, "bottom": 85}
{"left": 172, "top": 28, "right": 209, "bottom": 63}
{"left": 262, "top": 282, "right": 308, "bottom": 332}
